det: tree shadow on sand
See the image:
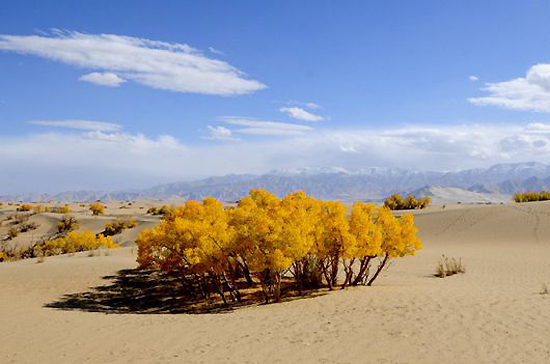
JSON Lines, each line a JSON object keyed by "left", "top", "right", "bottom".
{"left": 44, "top": 268, "right": 327, "bottom": 314}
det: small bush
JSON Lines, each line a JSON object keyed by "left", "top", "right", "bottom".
{"left": 51, "top": 205, "right": 70, "bottom": 214}
{"left": 103, "top": 218, "right": 137, "bottom": 236}
{"left": 541, "top": 283, "right": 549, "bottom": 295}
{"left": 19, "top": 221, "right": 39, "bottom": 233}
{"left": 14, "top": 213, "right": 30, "bottom": 225}
{"left": 89, "top": 202, "right": 105, "bottom": 216}
{"left": 33, "top": 205, "right": 44, "bottom": 214}
{"left": 7, "top": 227, "right": 19, "bottom": 240}
{"left": 40, "top": 230, "right": 119, "bottom": 255}
{"left": 146, "top": 207, "right": 157, "bottom": 214}
{"left": 513, "top": 191, "right": 550, "bottom": 203}
{"left": 384, "top": 194, "right": 431, "bottom": 210}
{"left": 57, "top": 215, "right": 80, "bottom": 233}
{"left": 435, "top": 255, "right": 465, "bottom": 278}
{"left": 16, "top": 204, "right": 33, "bottom": 212}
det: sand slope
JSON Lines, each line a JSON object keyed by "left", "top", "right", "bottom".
{"left": 1, "top": 202, "right": 549, "bottom": 364}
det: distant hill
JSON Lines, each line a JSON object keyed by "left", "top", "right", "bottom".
{"left": 4, "top": 162, "right": 550, "bottom": 203}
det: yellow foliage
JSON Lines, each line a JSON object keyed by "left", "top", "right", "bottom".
{"left": 89, "top": 202, "right": 105, "bottom": 216}
{"left": 16, "top": 204, "right": 33, "bottom": 212}
{"left": 51, "top": 204, "right": 70, "bottom": 214}
{"left": 513, "top": 190, "right": 550, "bottom": 203}
{"left": 136, "top": 189, "right": 422, "bottom": 304}
{"left": 384, "top": 194, "right": 431, "bottom": 210}
{"left": 41, "top": 230, "right": 118, "bottom": 255}
{"left": 33, "top": 205, "right": 44, "bottom": 214}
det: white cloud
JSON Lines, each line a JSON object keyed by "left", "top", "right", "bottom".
{"left": 280, "top": 107, "right": 324, "bottom": 121}
{"left": 4, "top": 122, "right": 550, "bottom": 194}
{"left": 0, "top": 31, "right": 265, "bottom": 95}
{"left": 79, "top": 72, "right": 126, "bottom": 87}
{"left": 305, "top": 102, "right": 320, "bottom": 109}
{"left": 221, "top": 116, "right": 313, "bottom": 135}
{"left": 29, "top": 120, "right": 121, "bottom": 131}
{"left": 469, "top": 75, "right": 479, "bottom": 82}
{"left": 468, "top": 64, "right": 550, "bottom": 112}
{"left": 204, "top": 126, "right": 240, "bottom": 141}
{"left": 208, "top": 46, "right": 225, "bottom": 55}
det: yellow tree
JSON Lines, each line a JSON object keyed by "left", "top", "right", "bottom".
{"left": 314, "top": 200, "right": 355, "bottom": 290}
{"left": 89, "top": 202, "right": 105, "bottom": 216}
{"left": 229, "top": 189, "right": 289, "bottom": 302}
{"left": 365, "top": 208, "right": 422, "bottom": 286}
{"left": 344, "top": 201, "right": 382, "bottom": 287}
{"left": 280, "top": 191, "right": 323, "bottom": 292}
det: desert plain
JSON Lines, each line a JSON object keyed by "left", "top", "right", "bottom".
{"left": 0, "top": 200, "right": 549, "bottom": 364}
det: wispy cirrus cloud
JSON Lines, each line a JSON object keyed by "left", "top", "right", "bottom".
{"left": 204, "top": 125, "right": 240, "bottom": 141}
{"left": 0, "top": 31, "right": 266, "bottom": 95}
{"left": 280, "top": 106, "right": 324, "bottom": 122}
{"left": 468, "top": 64, "right": 550, "bottom": 112}
{"left": 79, "top": 72, "right": 126, "bottom": 87}
{"left": 220, "top": 116, "right": 313, "bottom": 135}
{"left": 29, "top": 119, "right": 122, "bottom": 132}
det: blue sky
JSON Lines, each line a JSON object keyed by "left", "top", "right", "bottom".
{"left": 3, "top": 1, "right": 550, "bottom": 193}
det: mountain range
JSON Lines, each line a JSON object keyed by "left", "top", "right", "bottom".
{"left": 4, "top": 162, "right": 550, "bottom": 203}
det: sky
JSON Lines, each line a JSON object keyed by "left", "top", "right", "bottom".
{"left": 3, "top": 1, "right": 550, "bottom": 193}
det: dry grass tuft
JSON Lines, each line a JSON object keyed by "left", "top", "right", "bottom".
{"left": 435, "top": 255, "right": 465, "bottom": 278}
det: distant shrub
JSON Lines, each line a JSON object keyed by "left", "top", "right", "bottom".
{"left": 435, "top": 255, "right": 465, "bottom": 278}
{"left": 57, "top": 215, "right": 80, "bottom": 234}
{"left": 103, "top": 218, "right": 137, "bottom": 236}
{"left": 384, "top": 194, "right": 431, "bottom": 210}
{"left": 513, "top": 191, "right": 550, "bottom": 203}
{"left": 16, "top": 204, "right": 33, "bottom": 212}
{"left": 6, "top": 227, "right": 19, "bottom": 240}
{"left": 89, "top": 202, "right": 105, "bottom": 216}
{"left": 0, "top": 251, "right": 6, "bottom": 262}
{"left": 14, "top": 213, "right": 30, "bottom": 225}
{"left": 147, "top": 205, "right": 170, "bottom": 216}
{"left": 33, "top": 205, "right": 44, "bottom": 214}
{"left": 51, "top": 205, "right": 70, "bottom": 214}
{"left": 19, "top": 221, "right": 39, "bottom": 233}
{"left": 40, "top": 230, "right": 118, "bottom": 255}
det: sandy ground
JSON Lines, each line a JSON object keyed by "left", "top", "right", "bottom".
{"left": 1, "top": 201, "right": 549, "bottom": 364}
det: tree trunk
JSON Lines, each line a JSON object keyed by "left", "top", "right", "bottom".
{"left": 367, "top": 254, "right": 389, "bottom": 286}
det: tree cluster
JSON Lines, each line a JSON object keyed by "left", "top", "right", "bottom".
{"left": 513, "top": 191, "right": 550, "bottom": 203}
{"left": 384, "top": 194, "right": 431, "bottom": 210}
{"left": 136, "top": 189, "right": 422, "bottom": 305}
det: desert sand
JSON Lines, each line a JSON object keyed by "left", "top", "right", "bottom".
{"left": 1, "top": 201, "right": 549, "bottom": 363}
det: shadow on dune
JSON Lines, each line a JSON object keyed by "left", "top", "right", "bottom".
{"left": 44, "top": 269, "right": 327, "bottom": 314}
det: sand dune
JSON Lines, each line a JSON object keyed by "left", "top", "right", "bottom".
{"left": 1, "top": 201, "right": 549, "bottom": 363}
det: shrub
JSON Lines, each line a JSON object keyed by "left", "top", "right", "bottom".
{"left": 16, "top": 204, "right": 33, "bottom": 212}
{"left": 57, "top": 215, "right": 80, "bottom": 233}
{"left": 40, "top": 230, "right": 118, "bottom": 255}
{"left": 384, "top": 194, "right": 431, "bottom": 210}
{"left": 89, "top": 202, "right": 105, "bottom": 216}
{"left": 513, "top": 191, "right": 550, "bottom": 203}
{"left": 136, "top": 189, "right": 422, "bottom": 305}
{"left": 33, "top": 205, "right": 44, "bottom": 214}
{"left": 7, "top": 227, "right": 19, "bottom": 240}
{"left": 103, "top": 218, "right": 137, "bottom": 236}
{"left": 147, "top": 205, "right": 171, "bottom": 216}
{"left": 51, "top": 205, "right": 70, "bottom": 214}
{"left": 19, "top": 221, "right": 39, "bottom": 233}
{"left": 435, "top": 255, "right": 465, "bottom": 278}
{"left": 0, "top": 251, "right": 6, "bottom": 262}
